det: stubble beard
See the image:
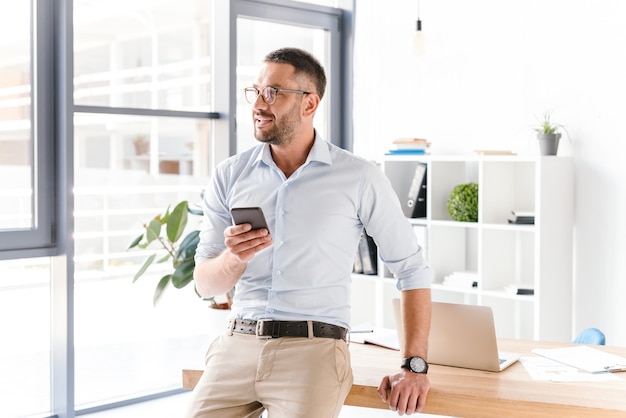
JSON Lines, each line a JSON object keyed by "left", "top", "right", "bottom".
{"left": 254, "top": 106, "right": 300, "bottom": 146}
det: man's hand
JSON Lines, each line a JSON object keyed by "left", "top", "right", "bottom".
{"left": 224, "top": 223, "right": 272, "bottom": 263}
{"left": 377, "top": 369, "right": 430, "bottom": 416}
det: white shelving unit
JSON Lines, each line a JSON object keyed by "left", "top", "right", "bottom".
{"left": 352, "top": 155, "right": 574, "bottom": 342}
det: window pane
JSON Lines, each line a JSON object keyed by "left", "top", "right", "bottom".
{"left": 236, "top": 19, "right": 330, "bottom": 152}
{"left": 74, "top": 113, "right": 211, "bottom": 177}
{"left": 73, "top": 113, "right": 214, "bottom": 406}
{"left": 0, "top": 258, "right": 51, "bottom": 417}
{"left": 0, "top": 1, "right": 33, "bottom": 230}
{"left": 73, "top": 0, "right": 212, "bottom": 111}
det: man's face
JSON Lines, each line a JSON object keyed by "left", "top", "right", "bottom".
{"left": 251, "top": 62, "right": 306, "bottom": 146}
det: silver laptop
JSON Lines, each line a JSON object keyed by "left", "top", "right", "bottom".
{"left": 392, "top": 299, "right": 520, "bottom": 372}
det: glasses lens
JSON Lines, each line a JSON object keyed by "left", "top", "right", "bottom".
{"left": 263, "top": 87, "right": 276, "bottom": 104}
{"left": 244, "top": 88, "right": 258, "bottom": 104}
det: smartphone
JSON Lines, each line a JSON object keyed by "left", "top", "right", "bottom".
{"left": 230, "top": 207, "right": 270, "bottom": 232}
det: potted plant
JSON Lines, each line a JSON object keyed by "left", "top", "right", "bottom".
{"left": 127, "top": 200, "right": 232, "bottom": 309}
{"left": 535, "top": 111, "right": 564, "bottom": 156}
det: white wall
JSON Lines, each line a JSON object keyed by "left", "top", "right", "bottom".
{"left": 352, "top": 0, "right": 626, "bottom": 345}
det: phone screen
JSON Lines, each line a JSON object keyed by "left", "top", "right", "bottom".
{"left": 230, "top": 207, "right": 269, "bottom": 231}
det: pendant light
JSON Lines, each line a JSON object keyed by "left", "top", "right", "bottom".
{"left": 411, "top": 0, "right": 425, "bottom": 56}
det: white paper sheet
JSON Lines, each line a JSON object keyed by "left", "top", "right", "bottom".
{"left": 532, "top": 346, "right": 626, "bottom": 373}
{"left": 520, "top": 356, "right": 622, "bottom": 382}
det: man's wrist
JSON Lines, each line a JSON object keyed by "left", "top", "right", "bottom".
{"left": 401, "top": 356, "right": 429, "bottom": 374}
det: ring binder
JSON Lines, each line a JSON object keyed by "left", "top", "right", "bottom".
{"left": 404, "top": 162, "right": 427, "bottom": 218}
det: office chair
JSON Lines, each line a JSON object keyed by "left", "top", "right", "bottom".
{"left": 573, "top": 328, "right": 606, "bottom": 345}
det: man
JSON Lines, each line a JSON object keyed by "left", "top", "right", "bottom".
{"left": 185, "top": 47, "right": 432, "bottom": 417}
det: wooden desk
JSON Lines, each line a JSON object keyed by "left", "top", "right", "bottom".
{"left": 183, "top": 339, "right": 626, "bottom": 417}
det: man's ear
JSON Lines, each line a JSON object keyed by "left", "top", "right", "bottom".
{"left": 302, "top": 93, "right": 320, "bottom": 117}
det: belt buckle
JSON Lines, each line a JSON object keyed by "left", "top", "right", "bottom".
{"left": 255, "top": 319, "right": 273, "bottom": 339}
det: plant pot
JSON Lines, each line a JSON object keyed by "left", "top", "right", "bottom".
{"left": 537, "top": 133, "right": 561, "bottom": 156}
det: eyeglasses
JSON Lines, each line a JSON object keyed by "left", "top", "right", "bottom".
{"left": 244, "top": 86, "right": 310, "bottom": 105}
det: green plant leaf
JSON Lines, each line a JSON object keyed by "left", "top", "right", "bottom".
{"left": 162, "top": 205, "right": 172, "bottom": 224}
{"left": 176, "top": 230, "right": 200, "bottom": 260}
{"left": 146, "top": 219, "right": 162, "bottom": 244}
{"left": 153, "top": 274, "right": 172, "bottom": 306}
{"left": 188, "top": 203, "right": 203, "bottom": 216}
{"left": 535, "top": 111, "right": 560, "bottom": 134}
{"left": 167, "top": 201, "right": 189, "bottom": 243}
{"left": 157, "top": 253, "right": 171, "bottom": 263}
{"left": 133, "top": 253, "right": 156, "bottom": 282}
{"left": 172, "top": 257, "right": 195, "bottom": 289}
{"left": 127, "top": 233, "right": 143, "bottom": 250}
{"left": 137, "top": 241, "right": 151, "bottom": 249}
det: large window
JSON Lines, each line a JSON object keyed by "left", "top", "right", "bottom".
{"left": 0, "top": 0, "right": 350, "bottom": 416}
{"left": 72, "top": 0, "right": 218, "bottom": 408}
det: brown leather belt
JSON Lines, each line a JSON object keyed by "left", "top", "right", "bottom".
{"left": 228, "top": 318, "right": 348, "bottom": 341}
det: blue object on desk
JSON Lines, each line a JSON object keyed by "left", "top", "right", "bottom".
{"left": 573, "top": 328, "right": 606, "bottom": 345}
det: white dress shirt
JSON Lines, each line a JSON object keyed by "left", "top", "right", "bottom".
{"left": 195, "top": 134, "right": 432, "bottom": 329}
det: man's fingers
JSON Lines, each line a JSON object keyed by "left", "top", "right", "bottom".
{"left": 377, "top": 376, "right": 391, "bottom": 401}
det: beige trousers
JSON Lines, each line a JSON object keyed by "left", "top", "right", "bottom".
{"left": 184, "top": 332, "right": 354, "bottom": 418}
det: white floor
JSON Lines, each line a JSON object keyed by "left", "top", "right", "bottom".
{"left": 85, "top": 391, "right": 447, "bottom": 417}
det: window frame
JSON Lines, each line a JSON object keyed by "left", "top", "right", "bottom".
{"left": 0, "top": 0, "right": 57, "bottom": 259}
{"left": 234, "top": 0, "right": 348, "bottom": 149}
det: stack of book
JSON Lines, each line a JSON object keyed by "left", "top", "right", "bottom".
{"left": 386, "top": 138, "right": 431, "bottom": 155}
{"left": 508, "top": 211, "right": 535, "bottom": 225}
{"left": 504, "top": 284, "right": 535, "bottom": 295}
{"left": 442, "top": 271, "right": 478, "bottom": 289}
{"left": 473, "top": 149, "right": 516, "bottom": 156}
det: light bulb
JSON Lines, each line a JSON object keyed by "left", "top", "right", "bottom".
{"left": 411, "top": 19, "right": 425, "bottom": 56}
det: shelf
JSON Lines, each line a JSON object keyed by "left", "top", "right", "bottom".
{"left": 432, "top": 284, "right": 536, "bottom": 303}
{"left": 481, "top": 222, "right": 535, "bottom": 232}
{"left": 428, "top": 220, "right": 479, "bottom": 229}
{"left": 431, "top": 283, "right": 479, "bottom": 295}
{"left": 375, "top": 154, "right": 574, "bottom": 341}
{"left": 480, "top": 289, "right": 536, "bottom": 302}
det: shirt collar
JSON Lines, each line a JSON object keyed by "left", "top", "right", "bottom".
{"left": 256, "top": 131, "right": 332, "bottom": 168}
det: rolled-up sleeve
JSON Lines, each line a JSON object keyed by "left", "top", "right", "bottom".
{"left": 194, "top": 165, "right": 231, "bottom": 263}
{"left": 357, "top": 162, "right": 433, "bottom": 291}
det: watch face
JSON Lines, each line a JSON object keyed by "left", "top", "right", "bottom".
{"left": 410, "top": 356, "right": 426, "bottom": 372}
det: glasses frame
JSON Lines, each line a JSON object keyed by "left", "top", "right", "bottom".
{"left": 244, "top": 86, "right": 311, "bottom": 105}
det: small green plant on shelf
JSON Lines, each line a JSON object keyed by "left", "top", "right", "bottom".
{"left": 127, "top": 200, "right": 232, "bottom": 309}
{"left": 534, "top": 111, "right": 571, "bottom": 156}
{"left": 447, "top": 183, "right": 478, "bottom": 222}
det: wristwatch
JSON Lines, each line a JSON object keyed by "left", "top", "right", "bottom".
{"left": 401, "top": 356, "right": 429, "bottom": 374}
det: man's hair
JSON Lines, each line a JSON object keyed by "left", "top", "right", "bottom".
{"left": 264, "top": 47, "right": 327, "bottom": 100}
